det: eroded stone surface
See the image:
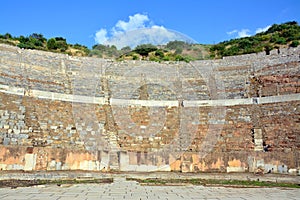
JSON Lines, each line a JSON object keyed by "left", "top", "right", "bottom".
{"left": 0, "top": 44, "right": 299, "bottom": 173}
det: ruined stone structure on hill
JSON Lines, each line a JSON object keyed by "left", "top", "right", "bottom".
{"left": 0, "top": 44, "right": 299, "bottom": 174}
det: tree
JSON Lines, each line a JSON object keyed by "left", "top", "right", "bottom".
{"left": 166, "top": 40, "right": 189, "bottom": 50}
{"left": 121, "top": 46, "right": 131, "bottom": 52}
{"left": 134, "top": 44, "right": 157, "bottom": 56}
{"left": 92, "top": 44, "right": 107, "bottom": 51}
{"left": 4, "top": 33, "right": 12, "bottom": 39}
{"left": 30, "top": 37, "right": 44, "bottom": 47}
{"left": 17, "top": 34, "right": 44, "bottom": 49}
{"left": 55, "top": 37, "right": 66, "bottom": 42}
{"left": 47, "top": 38, "right": 57, "bottom": 50}
{"left": 56, "top": 40, "right": 68, "bottom": 51}
{"left": 29, "top": 33, "right": 46, "bottom": 43}
{"left": 18, "top": 35, "right": 29, "bottom": 43}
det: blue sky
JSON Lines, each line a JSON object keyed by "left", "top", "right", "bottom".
{"left": 0, "top": 0, "right": 299, "bottom": 48}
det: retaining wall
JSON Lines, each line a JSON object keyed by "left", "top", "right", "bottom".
{"left": 0, "top": 44, "right": 299, "bottom": 174}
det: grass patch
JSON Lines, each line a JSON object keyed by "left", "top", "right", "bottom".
{"left": 0, "top": 178, "right": 113, "bottom": 188}
{"left": 127, "top": 178, "right": 300, "bottom": 188}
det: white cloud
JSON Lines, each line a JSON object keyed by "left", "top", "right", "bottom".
{"left": 227, "top": 24, "right": 272, "bottom": 40}
{"left": 104, "top": 25, "right": 195, "bottom": 49}
{"left": 255, "top": 25, "right": 271, "bottom": 34}
{"left": 114, "top": 13, "right": 149, "bottom": 33}
{"left": 227, "top": 30, "right": 238, "bottom": 35}
{"left": 227, "top": 29, "right": 251, "bottom": 38}
{"left": 237, "top": 29, "right": 250, "bottom": 38}
{"left": 94, "top": 28, "right": 108, "bottom": 44}
{"left": 94, "top": 13, "right": 196, "bottom": 49}
{"left": 95, "top": 13, "right": 151, "bottom": 46}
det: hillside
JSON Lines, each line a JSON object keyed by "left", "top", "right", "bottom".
{"left": 210, "top": 21, "right": 300, "bottom": 58}
{"left": 0, "top": 33, "right": 90, "bottom": 57}
{"left": 0, "top": 21, "right": 299, "bottom": 61}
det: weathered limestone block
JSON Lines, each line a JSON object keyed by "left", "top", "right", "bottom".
{"left": 24, "top": 153, "right": 37, "bottom": 171}
{"left": 0, "top": 163, "right": 7, "bottom": 170}
{"left": 227, "top": 166, "right": 246, "bottom": 172}
{"left": 264, "top": 164, "right": 277, "bottom": 173}
{"left": 3, "top": 138, "right": 10, "bottom": 145}
{"left": 278, "top": 164, "right": 288, "bottom": 173}
{"left": 3, "top": 125, "right": 9, "bottom": 129}
{"left": 227, "top": 159, "right": 246, "bottom": 173}
{"left": 13, "top": 129, "right": 20, "bottom": 134}
{"left": 288, "top": 168, "right": 297, "bottom": 175}
{"left": 47, "top": 160, "right": 56, "bottom": 170}
{"left": 119, "top": 151, "right": 129, "bottom": 171}
{"left": 56, "top": 161, "right": 62, "bottom": 170}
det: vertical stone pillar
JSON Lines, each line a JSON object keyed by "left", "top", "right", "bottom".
{"left": 99, "top": 151, "right": 109, "bottom": 171}
{"left": 119, "top": 151, "right": 129, "bottom": 171}
{"left": 253, "top": 128, "right": 263, "bottom": 151}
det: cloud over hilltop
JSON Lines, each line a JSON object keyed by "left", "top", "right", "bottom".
{"left": 255, "top": 25, "right": 271, "bottom": 34}
{"left": 94, "top": 13, "right": 196, "bottom": 49}
{"left": 227, "top": 29, "right": 251, "bottom": 38}
{"left": 227, "top": 25, "right": 271, "bottom": 39}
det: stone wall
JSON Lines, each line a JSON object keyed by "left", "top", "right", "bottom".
{"left": 0, "top": 44, "right": 299, "bottom": 174}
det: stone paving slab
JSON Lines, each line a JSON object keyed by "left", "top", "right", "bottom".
{"left": 0, "top": 178, "right": 299, "bottom": 200}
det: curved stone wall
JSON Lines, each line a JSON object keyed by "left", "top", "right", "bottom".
{"left": 0, "top": 44, "right": 299, "bottom": 173}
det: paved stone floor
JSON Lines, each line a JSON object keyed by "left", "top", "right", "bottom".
{"left": 0, "top": 178, "right": 299, "bottom": 200}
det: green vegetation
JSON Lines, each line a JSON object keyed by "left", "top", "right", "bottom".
{"left": 89, "top": 44, "right": 130, "bottom": 58}
{"left": 117, "top": 42, "right": 197, "bottom": 62}
{"left": 134, "top": 44, "right": 158, "bottom": 56}
{"left": 0, "top": 178, "right": 113, "bottom": 188}
{"left": 44, "top": 37, "right": 69, "bottom": 52}
{"left": 0, "top": 33, "right": 90, "bottom": 56}
{"left": 0, "top": 21, "right": 299, "bottom": 60}
{"left": 210, "top": 21, "right": 300, "bottom": 58}
{"left": 127, "top": 178, "right": 300, "bottom": 188}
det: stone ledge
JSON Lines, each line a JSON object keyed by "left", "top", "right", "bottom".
{"left": 1, "top": 84, "right": 299, "bottom": 107}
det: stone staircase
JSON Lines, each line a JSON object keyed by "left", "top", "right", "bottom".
{"left": 22, "top": 98, "right": 44, "bottom": 146}
{"left": 102, "top": 76, "right": 120, "bottom": 170}
{"left": 249, "top": 73, "right": 265, "bottom": 152}
{"left": 251, "top": 100, "right": 264, "bottom": 151}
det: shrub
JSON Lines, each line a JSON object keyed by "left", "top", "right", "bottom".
{"left": 47, "top": 38, "right": 57, "bottom": 50}
{"left": 56, "top": 40, "right": 68, "bottom": 51}
{"left": 17, "top": 42, "right": 35, "bottom": 49}
{"left": 18, "top": 36, "right": 29, "bottom": 43}
{"left": 29, "top": 33, "right": 46, "bottom": 43}
{"left": 132, "top": 54, "right": 139, "bottom": 60}
{"left": 88, "top": 49, "right": 102, "bottom": 57}
{"left": 223, "top": 45, "right": 239, "bottom": 56}
{"left": 275, "top": 37, "right": 287, "bottom": 45}
{"left": 154, "top": 49, "right": 164, "bottom": 58}
{"left": 264, "top": 44, "right": 273, "bottom": 55}
{"left": 166, "top": 40, "right": 190, "bottom": 50}
{"left": 162, "top": 56, "right": 170, "bottom": 61}
{"left": 290, "top": 40, "right": 299, "bottom": 47}
{"left": 149, "top": 55, "right": 160, "bottom": 62}
{"left": 134, "top": 44, "right": 157, "bottom": 56}
{"left": 55, "top": 37, "right": 66, "bottom": 42}
{"left": 4, "top": 33, "right": 12, "bottom": 39}
{"left": 175, "top": 47, "right": 183, "bottom": 54}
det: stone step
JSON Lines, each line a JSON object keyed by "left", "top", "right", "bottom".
{"left": 254, "top": 146, "right": 263, "bottom": 151}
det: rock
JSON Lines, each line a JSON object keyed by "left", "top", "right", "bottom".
{"left": 288, "top": 168, "right": 297, "bottom": 175}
